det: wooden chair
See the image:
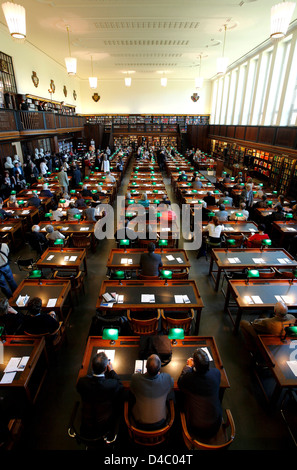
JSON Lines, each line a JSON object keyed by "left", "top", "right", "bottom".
{"left": 258, "top": 268, "right": 276, "bottom": 279}
{"left": 137, "top": 274, "right": 159, "bottom": 280}
{"left": 124, "top": 399, "right": 175, "bottom": 446}
{"left": 127, "top": 309, "right": 160, "bottom": 335}
{"left": 24, "top": 321, "right": 67, "bottom": 353}
{"left": 160, "top": 309, "right": 194, "bottom": 335}
{"left": 53, "top": 270, "right": 85, "bottom": 301}
{"left": 48, "top": 236, "right": 70, "bottom": 247}
{"left": 180, "top": 409, "right": 236, "bottom": 450}
{"left": 0, "top": 418, "right": 23, "bottom": 450}
{"left": 171, "top": 268, "right": 189, "bottom": 279}
{"left": 70, "top": 233, "right": 92, "bottom": 250}
{"left": 224, "top": 233, "right": 245, "bottom": 248}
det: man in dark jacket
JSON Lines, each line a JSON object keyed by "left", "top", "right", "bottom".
{"left": 76, "top": 352, "right": 123, "bottom": 438}
{"left": 139, "top": 242, "right": 163, "bottom": 277}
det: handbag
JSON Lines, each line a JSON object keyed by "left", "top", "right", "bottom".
{"left": 139, "top": 336, "right": 172, "bottom": 366}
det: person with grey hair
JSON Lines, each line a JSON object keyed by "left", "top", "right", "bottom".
{"left": 240, "top": 301, "right": 296, "bottom": 356}
{"left": 130, "top": 354, "right": 174, "bottom": 430}
{"left": 45, "top": 224, "right": 65, "bottom": 241}
{"left": 177, "top": 348, "right": 223, "bottom": 439}
{"left": 29, "top": 225, "right": 48, "bottom": 254}
{"left": 0, "top": 298, "right": 24, "bottom": 335}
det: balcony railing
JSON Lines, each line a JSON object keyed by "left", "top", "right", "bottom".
{"left": 0, "top": 109, "right": 85, "bottom": 135}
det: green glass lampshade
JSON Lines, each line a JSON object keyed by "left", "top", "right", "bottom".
{"left": 102, "top": 328, "right": 119, "bottom": 341}
{"left": 79, "top": 182, "right": 83, "bottom": 186}
{"left": 45, "top": 212, "right": 52, "bottom": 218}
{"left": 187, "top": 182, "right": 191, "bottom": 186}
{"left": 176, "top": 167, "right": 180, "bottom": 170}
{"left": 132, "top": 182, "right": 137, "bottom": 185}
{"left": 208, "top": 212, "right": 215, "bottom": 217}
{"left": 267, "top": 201, "right": 273, "bottom": 207}
{"left": 114, "top": 270, "right": 125, "bottom": 280}
{"left": 135, "top": 170, "right": 138, "bottom": 174}
{"left": 102, "top": 176, "right": 106, "bottom": 180}
{"left": 259, "top": 183, "right": 263, "bottom": 187}
{"left": 190, "top": 167, "right": 194, "bottom": 170}
{"left": 70, "top": 190, "right": 76, "bottom": 194}
{"left": 284, "top": 326, "right": 297, "bottom": 337}
{"left": 92, "top": 190, "right": 97, "bottom": 194}
{"left": 99, "top": 182, "right": 103, "bottom": 186}
{"left": 11, "top": 190, "right": 16, "bottom": 195}
{"left": 91, "top": 171, "right": 94, "bottom": 175}
{"left": 74, "top": 214, "right": 81, "bottom": 220}
{"left": 47, "top": 172, "right": 51, "bottom": 175}
{"left": 55, "top": 167, "right": 59, "bottom": 171}
{"left": 168, "top": 328, "right": 184, "bottom": 340}
{"left": 131, "top": 189, "right": 136, "bottom": 193}
{"left": 253, "top": 191, "right": 257, "bottom": 195}
{"left": 152, "top": 182, "right": 156, "bottom": 186}
{"left": 135, "top": 166, "right": 139, "bottom": 170}
{"left": 95, "top": 167, "right": 99, "bottom": 170}
{"left": 38, "top": 177, "right": 42, "bottom": 180}
{"left": 158, "top": 239, "right": 168, "bottom": 247}
{"left": 151, "top": 171, "right": 155, "bottom": 174}
{"left": 240, "top": 183, "right": 245, "bottom": 186}
{"left": 54, "top": 238, "right": 64, "bottom": 245}
{"left": 126, "top": 212, "right": 133, "bottom": 218}
{"left": 161, "top": 270, "right": 173, "bottom": 279}
{"left": 230, "top": 177, "right": 235, "bottom": 181}
{"left": 226, "top": 238, "right": 236, "bottom": 246}
{"left": 133, "top": 175, "right": 137, "bottom": 178}
{"left": 223, "top": 199, "right": 229, "bottom": 204}
{"left": 153, "top": 189, "right": 158, "bottom": 193}
{"left": 222, "top": 171, "right": 227, "bottom": 175}
{"left": 33, "top": 190, "right": 38, "bottom": 194}
{"left": 192, "top": 190, "right": 197, "bottom": 193}
{"left": 85, "top": 176, "right": 89, "bottom": 180}
{"left": 128, "top": 199, "right": 134, "bottom": 205}
{"left": 154, "top": 199, "right": 160, "bottom": 204}
{"left": 286, "top": 213, "right": 293, "bottom": 219}
{"left": 207, "top": 183, "right": 212, "bottom": 186}
{"left": 214, "top": 190, "right": 219, "bottom": 194}
{"left": 273, "top": 191, "right": 277, "bottom": 195}
{"left": 29, "top": 269, "right": 42, "bottom": 279}
{"left": 17, "top": 200, "right": 24, "bottom": 205}
{"left": 235, "top": 212, "right": 243, "bottom": 217}
{"left": 198, "top": 200, "right": 203, "bottom": 204}
{"left": 261, "top": 239, "right": 272, "bottom": 246}
{"left": 59, "top": 199, "right": 66, "bottom": 204}
{"left": 247, "top": 269, "right": 260, "bottom": 278}
{"left": 110, "top": 167, "right": 113, "bottom": 170}
{"left": 119, "top": 239, "right": 130, "bottom": 246}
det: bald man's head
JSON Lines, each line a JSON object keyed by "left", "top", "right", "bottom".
{"left": 274, "top": 301, "right": 288, "bottom": 317}
{"left": 146, "top": 354, "right": 161, "bottom": 376}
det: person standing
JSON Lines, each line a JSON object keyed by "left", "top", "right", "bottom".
{"left": 0, "top": 242, "right": 18, "bottom": 298}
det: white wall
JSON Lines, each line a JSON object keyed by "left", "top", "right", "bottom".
{"left": 78, "top": 78, "right": 211, "bottom": 115}
{"left": 0, "top": 24, "right": 82, "bottom": 111}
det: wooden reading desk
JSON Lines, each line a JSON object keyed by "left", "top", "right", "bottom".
{"left": 36, "top": 247, "right": 87, "bottom": 275}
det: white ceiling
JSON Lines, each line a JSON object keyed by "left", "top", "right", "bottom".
{"left": 1, "top": 0, "right": 297, "bottom": 83}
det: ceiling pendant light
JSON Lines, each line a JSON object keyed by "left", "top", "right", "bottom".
{"left": 125, "top": 76, "right": 132, "bottom": 87}
{"left": 2, "top": 1, "right": 26, "bottom": 41}
{"left": 161, "top": 76, "right": 167, "bottom": 87}
{"left": 270, "top": 1, "right": 296, "bottom": 39}
{"left": 195, "top": 55, "right": 204, "bottom": 89}
{"left": 217, "top": 25, "right": 229, "bottom": 75}
{"left": 88, "top": 56, "right": 97, "bottom": 89}
{"left": 65, "top": 26, "right": 77, "bottom": 76}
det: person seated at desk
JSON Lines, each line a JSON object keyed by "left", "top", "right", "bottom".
{"left": 23, "top": 297, "right": 59, "bottom": 335}
{"left": 203, "top": 191, "right": 216, "bottom": 207}
{"left": 203, "top": 216, "right": 224, "bottom": 240}
{"left": 246, "top": 223, "right": 269, "bottom": 247}
{"left": 114, "top": 218, "right": 137, "bottom": 243}
{"left": 105, "top": 171, "right": 116, "bottom": 183}
{"left": 0, "top": 298, "right": 24, "bottom": 335}
{"left": 265, "top": 204, "right": 285, "bottom": 223}
{"left": 240, "top": 301, "right": 296, "bottom": 358}
{"left": 138, "top": 193, "right": 150, "bottom": 208}
{"left": 254, "top": 194, "right": 268, "bottom": 209}
{"left": 222, "top": 174, "right": 231, "bottom": 184}
{"left": 26, "top": 193, "right": 42, "bottom": 209}
{"left": 177, "top": 171, "right": 188, "bottom": 182}
{"left": 6, "top": 194, "right": 18, "bottom": 208}
{"left": 30, "top": 225, "right": 48, "bottom": 254}
{"left": 192, "top": 177, "right": 203, "bottom": 190}
{"left": 75, "top": 193, "right": 86, "bottom": 209}
{"left": 177, "top": 348, "right": 223, "bottom": 441}
{"left": 81, "top": 185, "right": 93, "bottom": 198}
{"left": 67, "top": 202, "right": 81, "bottom": 221}
{"left": 83, "top": 201, "right": 96, "bottom": 222}
{"left": 76, "top": 352, "right": 124, "bottom": 439}
{"left": 255, "top": 187, "right": 265, "bottom": 199}
{"left": 50, "top": 203, "right": 64, "bottom": 221}
{"left": 130, "top": 354, "right": 174, "bottom": 430}
{"left": 218, "top": 191, "right": 233, "bottom": 207}
{"left": 0, "top": 199, "right": 14, "bottom": 220}
{"left": 45, "top": 224, "right": 65, "bottom": 241}
{"left": 190, "top": 171, "right": 199, "bottom": 182}
{"left": 40, "top": 183, "right": 53, "bottom": 198}
{"left": 216, "top": 204, "right": 229, "bottom": 222}
{"left": 159, "top": 194, "right": 171, "bottom": 206}
{"left": 139, "top": 242, "right": 163, "bottom": 277}
{"left": 229, "top": 202, "right": 249, "bottom": 221}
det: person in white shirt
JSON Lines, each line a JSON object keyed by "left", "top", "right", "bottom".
{"left": 40, "top": 159, "right": 48, "bottom": 176}
{"left": 105, "top": 171, "right": 116, "bottom": 183}
{"left": 203, "top": 216, "right": 224, "bottom": 240}
{"left": 45, "top": 224, "right": 65, "bottom": 241}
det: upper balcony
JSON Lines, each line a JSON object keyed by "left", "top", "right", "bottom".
{"left": 0, "top": 109, "right": 86, "bottom": 141}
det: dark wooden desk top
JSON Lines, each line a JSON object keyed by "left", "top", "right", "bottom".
{"left": 96, "top": 279, "right": 203, "bottom": 310}
{"left": 9, "top": 279, "right": 71, "bottom": 311}
{"left": 77, "top": 336, "right": 229, "bottom": 390}
{"left": 258, "top": 335, "right": 297, "bottom": 387}
{"left": 211, "top": 248, "right": 297, "bottom": 269}
{"left": 203, "top": 221, "right": 258, "bottom": 234}
{"left": 227, "top": 278, "right": 297, "bottom": 308}
{"left": 38, "top": 220, "right": 95, "bottom": 234}
{"left": 36, "top": 247, "right": 86, "bottom": 269}
{"left": 106, "top": 248, "right": 190, "bottom": 269}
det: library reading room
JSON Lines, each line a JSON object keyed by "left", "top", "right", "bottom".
{"left": 1, "top": 0, "right": 297, "bottom": 459}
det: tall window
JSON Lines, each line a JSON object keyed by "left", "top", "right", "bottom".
{"left": 220, "top": 74, "right": 230, "bottom": 124}
{"left": 241, "top": 57, "right": 258, "bottom": 124}
{"left": 226, "top": 69, "right": 238, "bottom": 124}
{"left": 280, "top": 35, "right": 297, "bottom": 125}
{"left": 233, "top": 64, "right": 247, "bottom": 124}
{"left": 251, "top": 50, "right": 273, "bottom": 125}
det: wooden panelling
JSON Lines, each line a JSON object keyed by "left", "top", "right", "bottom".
{"left": 245, "top": 126, "right": 258, "bottom": 142}
{"left": 258, "top": 126, "right": 276, "bottom": 145}
{"left": 235, "top": 126, "right": 245, "bottom": 140}
{"left": 226, "top": 126, "right": 235, "bottom": 138}
{"left": 275, "top": 127, "right": 297, "bottom": 149}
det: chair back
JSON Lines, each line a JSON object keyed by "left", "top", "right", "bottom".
{"left": 161, "top": 309, "right": 194, "bottom": 335}
{"left": 180, "top": 409, "right": 235, "bottom": 450}
{"left": 71, "top": 233, "right": 91, "bottom": 248}
{"left": 127, "top": 310, "right": 160, "bottom": 335}
{"left": 124, "top": 399, "right": 175, "bottom": 446}
{"left": 138, "top": 274, "right": 159, "bottom": 280}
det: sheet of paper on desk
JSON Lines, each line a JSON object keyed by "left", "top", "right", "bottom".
{"left": 166, "top": 255, "right": 175, "bottom": 261}
{"left": 121, "top": 258, "right": 128, "bottom": 264}
{"left": 141, "top": 294, "right": 155, "bottom": 303}
{"left": 2, "top": 227, "right": 12, "bottom": 230}
{"left": 134, "top": 359, "right": 147, "bottom": 374}
{"left": 80, "top": 227, "right": 89, "bottom": 231}
{"left": 97, "top": 349, "right": 115, "bottom": 362}
{"left": 62, "top": 227, "right": 69, "bottom": 231}
{"left": 286, "top": 228, "right": 296, "bottom": 231}
{"left": 287, "top": 361, "right": 297, "bottom": 376}
{"left": 281, "top": 295, "right": 294, "bottom": 304}
{"left": 0, "top": 372, "right": 16, "bottom": 384}
{"left": 16, "top": 295, "right": 29, "bottom": 307}
{"left": 176, "top": 258, "right": 183, "bottom": 264}
{"left": 47, "top": 298, "right": 57, "bottom": 308}
{"left": 64, "top": 256, "right": 69, "bottom": 261}
{"left": 175, "top": 295, "right": 184, "bottom": 303}
{"left": 69, "top": 256, "right": 77, "bottom": 261}
{"left": 251, "top": 296, "right": 263, "bottom": 304}
{"left": 161, "top": 228, "right": 170, "bottom": 232}
{"left": 228, "top": 258, "right": 237, "bottom": 263}
{"left": 21, "top": 210, "right": 30, "bottom": 215}
{"left": 252, "top": 258, "right": 265, "bottom": 264}
{"left": 277, "top": 258, "right": 292, "bottom": 264}
{"left": 249, "top": 229, "right": 255, "bottom": 232}
{"left": 244, "top": 296, "right": 254, "bottom": 304}
{"left": 4, "top": 357, "right": 21, "bottom": 373}
{"left": 47, "top": 255, "right": 54, "bottom": 261}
